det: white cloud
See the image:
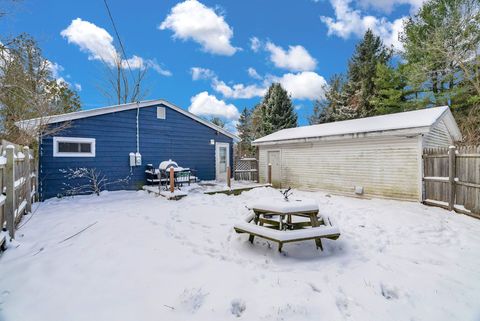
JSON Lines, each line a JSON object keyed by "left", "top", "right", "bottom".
{"left": 211, "top": 71, "right": 327, "bottom": 101}
{"left": 122, "top": 56, "right": 172, "bottom": 76}
{"left": 46, "top": 60, "right": 72, "bottom": 87}
{"left": 46, "top": 60, "right": 64, "bottom": 79}
{"left": 74, "top": 83, "right": 82, "bottom": 91}
{"left": 320, "top": 0, "right": 406, "bottom": 50}
{"left": 356, "top": 0, "right": 425, "bottom": 14}
{"left": 250, "top": 36, "right": 261, "bottom": 52}
{"left": 265, "top": 42, "right": 317, "bottom": 71}
{"left": 159, "top": 0, "right": 237, "bottom": 56}
{"left": 212, "top": 78, "right": 266, "bottom": 99}
{"left": 191, "top": 67, "right": 215, "bottom": 80}
{"left": 247, "top": 67, "right": 261, "bottom": 80}
{"left": 269, "top": 71, "right": 327, "bottom": 100}
{"left": 61, "top": 18, "right": 171, "bottom": 76}
{"left": 188, "top": 91, "right": 240, "bottom": 120}
{"left": 148, "top": 61, "right": 173, "bottom": 77}
{"left": 61, "top": 18, "right": 117, "bottom": 65}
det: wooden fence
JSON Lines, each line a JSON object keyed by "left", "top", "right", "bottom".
{"left": 0, "top": 141, "right": 36, "bottom": 250}
{"left": 423, "top": 145, "right": 480, "bottom": 219}
{"left": 233, "top": 157, "right": 258, "bottom": 182}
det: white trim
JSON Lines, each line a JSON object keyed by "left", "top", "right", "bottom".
{"left": 157, "top": 106, "right": 166, "bottom": 119}
{"left": 252, "top": 127, "right": 433, "bottom": 146}
{"left": 266, "top": 149, "right": 282, "bottom": 187}
{"left": 215, "top": 142, "right": 230, "bottom": 181}
{"left": 16, "top": 99, "right": 239, "bottom": 141}
{"left": 417, "top": 135, "right": 424, "bottom": 202}
{"left": 53, "top": 137, "right": 96, "bottom": 157}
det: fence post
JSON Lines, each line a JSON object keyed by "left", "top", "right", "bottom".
{"left": 255, "top": 147, "right": 260, "bottom": 183}
{"left": 267, "top": 163, "right": 272, "bottom": 185}
{"left": 169, "top": 167, "right": 174, "bottom": 193}
{"left": 448, "top": 145, "right": 456, "bottom": 211}
{"left": 227, "top": 166, "right": 231, "bottom": 188}
{"left": 24, "top": 146, "right": 32, "bottom": 213}
{"left": 5, "top": 145, "right": 15, "bottom": 239}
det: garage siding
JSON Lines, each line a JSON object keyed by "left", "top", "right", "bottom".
{"left": 258, "top": 136, "right": 421, "bottom": 201}
{"left": 423, "top": 119, "right": 453, "bottom": 148}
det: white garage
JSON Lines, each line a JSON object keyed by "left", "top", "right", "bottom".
{"left": 252, "top": 106, "right": 462, "bottom": 201}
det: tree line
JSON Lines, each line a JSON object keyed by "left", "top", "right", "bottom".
{"left": 237, "top": 0, "right": 480, "bottom": 157}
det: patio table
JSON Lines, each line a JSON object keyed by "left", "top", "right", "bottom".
{"left": 248, "top": 197, "right": 324, "bottom": 249}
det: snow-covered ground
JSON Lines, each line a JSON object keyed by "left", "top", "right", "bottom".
{"left": 1, "top": 187, "right": 479, "bottom": 321}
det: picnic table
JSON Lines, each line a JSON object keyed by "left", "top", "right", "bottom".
{"left": 234, "top": 197, "right": 340, "bottom": 252}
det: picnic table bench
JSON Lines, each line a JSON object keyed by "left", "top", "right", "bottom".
{"left": 234, "top": 197, "right": 340, "bottom": 252}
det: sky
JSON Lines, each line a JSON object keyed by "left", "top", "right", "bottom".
{"left": 0, "top": 0, "right": 424, "bottom": 132}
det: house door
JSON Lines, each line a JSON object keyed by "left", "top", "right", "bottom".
{"left": 267, "top": 151, "right": 281, "bottom": 188}
{"left": 215, "top": 142, "right": 230, "bottom": 181}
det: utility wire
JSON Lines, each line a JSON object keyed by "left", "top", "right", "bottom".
{"left": 102, "top": 0, "right": 137, "bottom": 86}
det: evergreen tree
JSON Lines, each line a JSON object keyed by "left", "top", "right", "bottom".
{"left": 251, "top": 103, "right": 265, "bottom": 139}
{"left": 345, "top": 29, "right": 392, "bottom": 117}
{"left": 260, "top": 83, "right": 297, "bottom": 135}
{"left": 401, "top": 0, "right": 480, "bottom": 144}
{"left": 370, "top": 63, "right": 410, "bottom": 115}
{"left": 309, "top": 74, "right": 347, "bottom": 124}
{"left": 236, "top": 107, "right": 254, "bottom": 156}
{"left": 210, "top": 117, "right": 225, "bottom": 128}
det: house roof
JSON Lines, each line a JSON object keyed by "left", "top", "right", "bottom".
{"left": 253, "top": 106, "right": 462, "bottom": 145}
{"left": 15, "top": 99, "right": 239, "bottom": 140}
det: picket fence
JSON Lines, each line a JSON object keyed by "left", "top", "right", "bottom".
{"left": 0, "top": 141, "right": 36, "bottom": 250}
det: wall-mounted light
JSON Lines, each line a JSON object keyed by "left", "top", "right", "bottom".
{"left": 210, "top": 139, "right": 215, "bottom": 145}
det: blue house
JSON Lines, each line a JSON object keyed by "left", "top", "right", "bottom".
{"left": 20, "top": 99, "right": 237, "bottom": 200}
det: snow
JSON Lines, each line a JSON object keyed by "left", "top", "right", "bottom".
{"left": 249, "top": 197, "right": 319, "bottom": 213}
{"left": 253, "top": 106, "right": 449, "bottom": 144}
{"left": 1, "top": 188, "right": 480, "bottom": 321}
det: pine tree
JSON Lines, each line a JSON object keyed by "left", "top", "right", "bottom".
{"left": 309, "top": 74, "right": 346, "bottom": 124}
{"left": 401, "top": 0, "right": 480, "bottom": 144}
{"left": 369, "top": 63, "right": 410, "bottom": 115}
{"left": 210, "top": 117, "right": 225, "bottom": 128}
{"left": 251, "top": 103, "right": 265, "bottom": 139}
{"left": 260, "top": 83, "right": 297, "bottom": 135}
{"left": 345, "top": 29, "right": 392, "bottom": 117}
{"left": 236, "top": 107, "right": 254, "bottom": 157}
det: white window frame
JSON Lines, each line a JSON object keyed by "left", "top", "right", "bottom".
{"left": 157, "top": 107, "right": 166, "bottom": 119}
{"left": 53, "top": 137, "right": 96, "bottom": 157}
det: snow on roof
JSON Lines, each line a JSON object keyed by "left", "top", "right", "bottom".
{"left": 253, "top": 106, "right": 457, "bottom": 145}
{"left": 15, "top": 99, "right": 239, "bottom": 140}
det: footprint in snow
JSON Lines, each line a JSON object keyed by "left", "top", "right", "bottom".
{"left": 178, "top": 288, "right": 208, "bottom": 313}
{"left": 230, "top": 299, "right": 246, "bottom": 317}
{"left": 380, "top": 283, "right": 399, "bottom": 300}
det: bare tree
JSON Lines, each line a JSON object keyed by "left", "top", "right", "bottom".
{"left": 97, "top": 51, "right": 149, "bottom": 105}
{"left": 0, "top": 34, "right": 81, "bottom": 145}
{"left": 60, "top": 167, "right": 130, "bottom": 197}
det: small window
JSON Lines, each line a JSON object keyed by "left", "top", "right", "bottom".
{"left": 53, "top": 137, "right": 95, "bottom": 157}
{"left": 157, "top": 107, "right": 166, "bottom": 119}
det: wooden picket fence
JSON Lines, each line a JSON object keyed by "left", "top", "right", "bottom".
{"left": 0, "top": 141, "right": 36, "bottom": 250}
{"left": 423, "top": 145, "right": 480, "bottom": 219}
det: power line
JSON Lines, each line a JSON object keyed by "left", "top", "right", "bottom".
{"left": 102, "top": 0, "right": 135, "bottom": 81}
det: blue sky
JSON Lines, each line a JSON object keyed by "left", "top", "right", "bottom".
{"left": 0, "top": 0, "right": 421, "bottom": 130}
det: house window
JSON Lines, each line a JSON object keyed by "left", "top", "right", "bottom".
{"left": 157, "top": 107, "right": 166, "bottom": 119}
{"left": 53, "top": 137, "right": 96, "bottom": 157}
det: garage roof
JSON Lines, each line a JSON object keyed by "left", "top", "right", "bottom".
{"left": 253, "top": 106, "right": 462, "bottom": 145}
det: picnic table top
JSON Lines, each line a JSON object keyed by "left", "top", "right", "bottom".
{"left": 249, "top": 197, "right": 319, "bottom": 214}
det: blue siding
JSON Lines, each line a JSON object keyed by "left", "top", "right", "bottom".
{"left": 40, "top": 103, "right": 233, "bottom": 200}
